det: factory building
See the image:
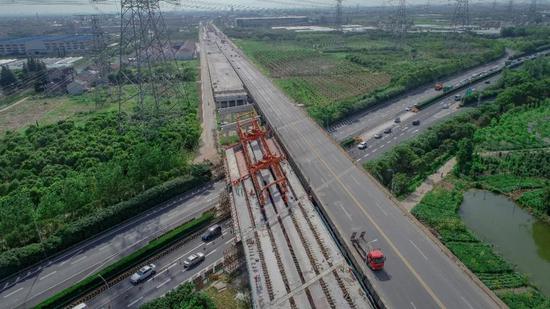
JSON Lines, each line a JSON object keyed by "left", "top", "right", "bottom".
{"left": 235, "top": 16, "right": 309, "bottom": 28}
{"left": 0, "top": 34, "right": 95, "bottom": 56}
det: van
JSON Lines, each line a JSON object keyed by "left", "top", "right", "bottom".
{"left": 202, "top": 224, "right": 222, "bottom": 241}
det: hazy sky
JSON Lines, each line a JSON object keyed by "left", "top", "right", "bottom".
{"left": 0, "top": 0, "right": 467, "bottom": 16}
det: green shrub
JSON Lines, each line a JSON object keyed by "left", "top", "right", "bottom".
{"left": 141, "top": 283, "right": 215, "bottom": 309}
{"left": 0, "top": 173, "right": 210, "bottom": 278}
{"left": 498, "top": 289, "right": 550, "bottom": 309}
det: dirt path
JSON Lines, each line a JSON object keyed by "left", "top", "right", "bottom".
{"left": 0, "top": 96, "right": 29, "bottom": 113}
{"left": 401, "top": 157, "right": 457, "bottom": 212}
{"left": 195, "top": 33, "right": 220, "bottom": 165}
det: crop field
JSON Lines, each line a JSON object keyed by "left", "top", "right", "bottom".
{"left": 233, "top": 31, "right": 504, "bottom": 124}
{"left": 474, "top": 104, "right": 550, "bottom": 151}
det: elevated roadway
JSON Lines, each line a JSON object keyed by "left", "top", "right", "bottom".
{"left": 208, "top": 25, "right": 504, "bottom": 309}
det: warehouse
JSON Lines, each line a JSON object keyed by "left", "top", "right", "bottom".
{"left": 235, "top": 16, "right": 309, "bottom": 28}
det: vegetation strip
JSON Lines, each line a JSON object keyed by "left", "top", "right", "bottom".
{"left": 35, "top": 212, "right": 215, "bottom": 309}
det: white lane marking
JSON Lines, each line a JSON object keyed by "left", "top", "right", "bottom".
{"left": 409, "top": 240, "right": 428, "bottom": 260}
{"left": 386, "top": 141, "right": 391, "bottom": 145}
{"left": 156, "top": 278, "right": 171, "bottom": 289}
{"left": 39, "top": 271, "right": 57, "bottom": 281}
{"left": 3, "top": 287, "right": 23, "bottom": 298}
{"left": 98, "top": 245, "right": 109, "bottom": 251}
{"left": 403, "top": 127, "right": 409, "bottom": 130}
{"left": 3, "top": 282, "right": 8, "bottom": 289}
{"left": 339, "top": 204, "right": 353, "bottom": 221}
{"left": 167, "top": 263, "right": 177, "bottom": 271}
{"left": 225, "top": 239, "right": 233, "bottom": 245}
{"left": 206, "top": 249, "right": 217, "bottom": 257}
{"left": 461, "top": 297, "right": 475, "bottom": 309}
{"left": 374, "top": 202, "right": 388, "bottom": 216}
{"left": 152, "top": 243, "right": 204, "bottom": 279}
{"left": 70, "top": 256, "right": 87, "bottom": 265}
{"left": 400, "top": 132, "right": 406, "bottom": 136}
{"left": 413, "top": 129, "right": 419, "bottom": 133}
{"left": 127, "top": 296, "right": 143, "bottom": 307}
{"left": 410, "top": 301, "right": 417, "bottom": 309}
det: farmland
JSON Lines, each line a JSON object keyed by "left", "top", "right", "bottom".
{"left": 230, "top": 29, "right": 504, "bottom": 124}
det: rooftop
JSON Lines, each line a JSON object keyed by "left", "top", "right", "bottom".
{"left": 0, "top": 34, "right": 94, "bottom": 44}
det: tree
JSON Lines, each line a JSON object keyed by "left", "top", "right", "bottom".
{"left": 0, "top": 65, "right": 17, "bottom": 94}
{"left": 456, "top": 138, "right": 474, "bottom": 175}
{"left": 544, "top": 186, "right": 550, "bottom": 216}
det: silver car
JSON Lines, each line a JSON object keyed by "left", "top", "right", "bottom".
{"left": 184, "top": 252, "right": 205, "bottom": 269}
{"left": 129, "top": 264, "right": 156, "bottom": 285}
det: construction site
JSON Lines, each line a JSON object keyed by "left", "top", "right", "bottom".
{"left": 224, "top": 115, "right": 371, "bottom": 309}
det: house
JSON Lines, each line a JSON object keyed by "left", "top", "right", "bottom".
{"left": 66, "top": 80, "right": 89, "bottom": 95}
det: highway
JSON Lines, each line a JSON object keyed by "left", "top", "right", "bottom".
{"left": 345, "top": 49, "right": 550, "bottom": 164}
{"left": 210, "top": 25, "right": 503, "bottom": 309}
{"left": 86, "top": 221, "right": 234, "bottom": 309}
{"left": 330, "top": 48, "right": 550, "bottom": 143}
{"left": 347, "top": 74, "right": 501, "bottom": 163}
{"left": 0, "top": 181, "right": 224, "bottom": 309}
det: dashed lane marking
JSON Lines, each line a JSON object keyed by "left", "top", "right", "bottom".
{"left": 127, "top": 296, "right": 143, "bottom": 307}
{"left": 39, "top": 271, "right": 57, "bottom": 281}
{"left": 3, "top": 287, "right": 23, "bottom": 298}
{"left": 156, "top": 278, "right": 171, "bottom": 289}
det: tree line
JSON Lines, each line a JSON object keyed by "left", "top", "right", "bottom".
{"left": 0, "top": 57, "right": 48, "bottom": 95}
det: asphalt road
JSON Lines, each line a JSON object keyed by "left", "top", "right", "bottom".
{"left": 329, "top": 48, "right": 550, "bottom": 142}
{"left": 347, "top": 74, "right": 501, "bottom": 163}
{"left": 210, "top": 26, "right": 502, "bottom": 309}
{"left": 346, "top": 49, "right": 550, "bottom": 164}
{"left": 86, "top": 220, "right": 234, "bottom": 309}
{"left": 0, "top": 181, "right": 224, "bottom": 309}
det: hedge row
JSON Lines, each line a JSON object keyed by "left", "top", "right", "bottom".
{"left": 0, "top": 170, "right": 211, "bottom": 279}
{"left": 36, "top": 211, "right": 215, "bottom": 309}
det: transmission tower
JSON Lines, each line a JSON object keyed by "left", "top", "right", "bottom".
{"left": 90, "top": 14, "right": 110, "bottom": 109}
{"left": 117, "top": 0, "right": 188, "bottom": 124}
{"left": 452, "top": 0, "right": 470, "bottom": 30}
{"left": 394, "top": 0, "right": 408, "bottom": 43}
{"left": 507, "top": 0, "right": 516, "bottom": 23}
{"left": 336, "top": 0, "right": 343, "bottom": 29}
{"left": 527, "top": 0, "right": 539, "bottom": 23}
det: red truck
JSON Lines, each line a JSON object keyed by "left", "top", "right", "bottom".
{"left": 351, "top": 232, "right": 386, "bottom": 271}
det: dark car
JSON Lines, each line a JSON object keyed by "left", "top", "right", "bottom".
{"left": 383, "top": 128, "right": 392, "bottom": 134}
{"left": 202, "top": 224, "right": 222, "bottom": 242}
{"left": 412, "top": 120, "right": 421, "bottom": 126}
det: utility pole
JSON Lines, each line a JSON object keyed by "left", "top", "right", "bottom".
{"left": 336, "top": 0, "right": 343, "bottom": 30}
{"left": 90, "top": 14, "right": 110, "bottom": 109}
{"left": 395, "top": 0, "right": 407, "bottom": 44}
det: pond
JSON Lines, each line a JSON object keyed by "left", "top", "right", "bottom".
{"left": 459, "top": 189, "right": 550, "bottom": 296}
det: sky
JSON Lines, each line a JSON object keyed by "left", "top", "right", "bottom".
{"left": 0, "top": 0, "right": 476, "bottom": 16}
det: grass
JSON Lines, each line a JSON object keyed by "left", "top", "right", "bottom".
{"left": 477, "top": 174, "right": 546, "bottom": 193}
{"left": 474, "top": 105, "right": 550, "bottom": 151}
{"left": 412, "top": 186, "right": 530, "bottom": 296}
{"left": 205, "top": 286, "right": 249, "bottom": 309}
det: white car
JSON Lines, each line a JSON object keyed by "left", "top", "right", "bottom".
{"left": 184, "top": 252, "right": 206, "bottom": 269}
{"left": 357, "top": 142, "right": 368, "bottom": 150}
{"left": 130, "top": 264, "right": 156, "bottom": 285}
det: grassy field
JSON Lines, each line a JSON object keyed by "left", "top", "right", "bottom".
{"left": 231, "top": 30, "right": 504, "bottom": 124}
{"left": 474, "top": 104, "right": 550, "bottom": 151}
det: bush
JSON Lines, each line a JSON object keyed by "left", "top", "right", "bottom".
{"left": 0, "top": 173, "right": 211, "bottom": 278}
{"left": 498, "top": 289, "right": 550, "bottom": 309}
{"left": 141, "top": 283, "right": 215, "bottom": 309}
{"left": 36, "top": 212, "right": 214, "bottom": 309}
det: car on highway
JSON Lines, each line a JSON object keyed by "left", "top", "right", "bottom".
{"left": 454, "top": 94, "right": 462, "bottom": 101}
{"left": 202, "top": 224, "right": 222, "bottom": 241}
{"left": 383, "top": 128, "right": 392, "bottom": 134}
{"left": 357, "top": 141, "right": 368, "bottom": 150}
{"left": 485, "top": 80, "right": 491, "bottom": 84}
{"left": 374, "top": 134, "right": 382, "bottom": 139}
{"left": 130, "top": 264, "right": 156, "bottom": 285}
{"left": 405, "top": 107, "right": 411, "bottom": 111}
{"left": 394, "top": 117, "right": 401, "bottom": 123}
{"left": 183, "top": 252, "right": 206, "bottom": 269}
{"left": 412, "top": 120, "right": 421, "bottom": 126}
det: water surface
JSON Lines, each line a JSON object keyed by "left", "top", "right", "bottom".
{"left": 460, "top": 189, "right": 550, "bottom": 296}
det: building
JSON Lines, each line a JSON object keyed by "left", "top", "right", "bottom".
{"left": 0, "top": 35, "right": 95, "bottom": 56}
{"left": 235, "top": 16, "right": 309, "bottom": 28}
{"left": 66, "top": 80, "right": 89, "bottom": 95}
